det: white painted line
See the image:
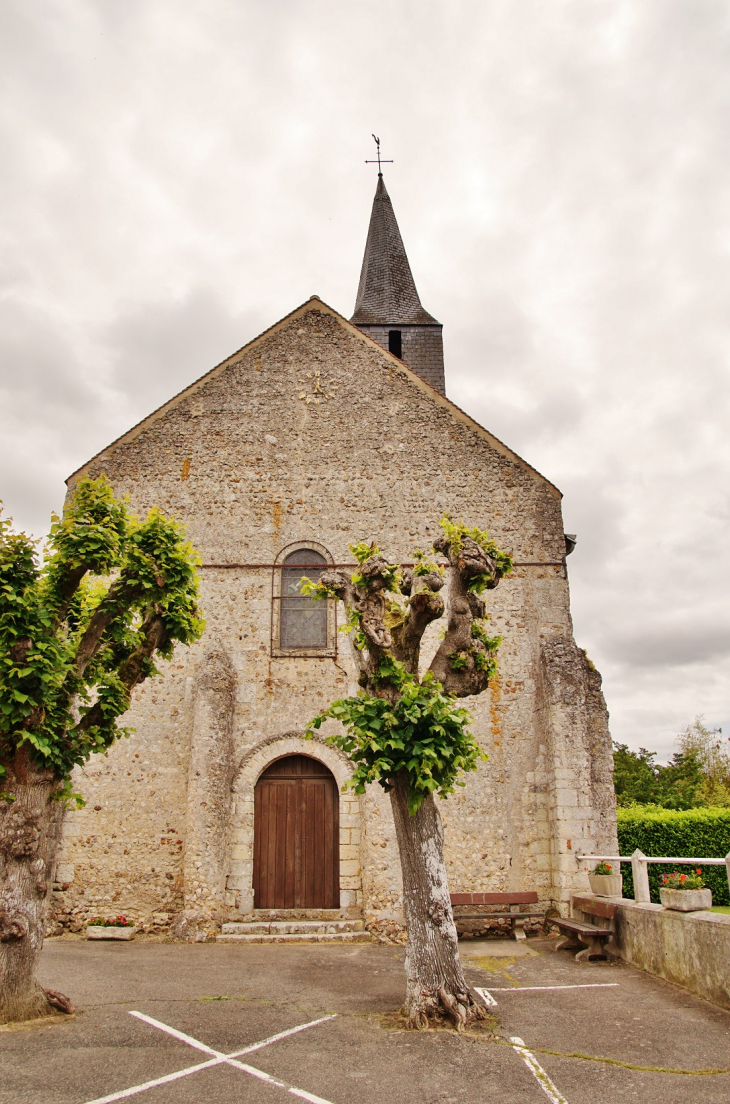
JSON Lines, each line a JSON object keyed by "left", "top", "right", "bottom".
{"left": 83, "top": 1012, "right": 338, "bottom": 1104}
{"left": 228, "top": 1015, "right": 337, "bottom": 1057}
{"left": 474, "top": 986, "right": 499, "bottom": 1007}
{"left": 82, "top": 1058, "right": 222, "bottom": 1104}
{"left": 131, "top": 1011, "right": 337, "bottom": 1104}
{"left": 488, "top": 983, "right": 619, "bottom": 992}
{"left": 225, "top": 1059, "right": 334, "bottom": 1103}
{"left": 130, "top": 1010, "right": 221, "bottom": 1055}
{"left": 475, "top": 982, "right": 618, "bottom": 1007}
{"left": 510, "top": 1036, "right": 569, "bottom": 1104}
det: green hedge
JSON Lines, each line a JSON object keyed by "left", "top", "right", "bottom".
{"left": 616, "top": 806, "right": 730, "bottom": 905}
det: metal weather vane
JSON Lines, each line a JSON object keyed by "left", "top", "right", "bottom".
{"left": 365, "top": 134, "right": 393, "bottom": 175}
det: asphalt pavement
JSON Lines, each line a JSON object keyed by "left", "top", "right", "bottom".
{"left": 0, "top": 934, "right": 728, "bottom": 1103}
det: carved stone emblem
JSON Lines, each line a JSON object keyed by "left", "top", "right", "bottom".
{"left": 297, "top": 369, "right": 338, "bottom": 405}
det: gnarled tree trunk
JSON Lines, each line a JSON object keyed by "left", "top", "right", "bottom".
{"left": 0, "top": 749, "right": 73, "bottom": 1022}
{"left": 389, "top": 770, "right": 486, "bottom": 1030}
{"left": 317, "top": 530, "right": 508, "bottom": 1028}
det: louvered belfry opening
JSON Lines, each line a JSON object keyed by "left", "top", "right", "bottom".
{"left": 253, "top": 755, "right": 340, "bottom": 909}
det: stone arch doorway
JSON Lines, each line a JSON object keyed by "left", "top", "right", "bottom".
{"left": 253, "top": 754, "right": 340, "bottom": 909}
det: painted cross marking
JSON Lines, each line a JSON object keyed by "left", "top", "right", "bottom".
{"left": 510, "top": 1036, "right": 569, "bottom": 1104}
{"left": 83, "top": 1011, "right": 338, "bottom": 1104}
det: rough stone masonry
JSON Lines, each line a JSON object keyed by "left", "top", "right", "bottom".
{"left": 49, "top": 175, "right": 617, "bottom": 940}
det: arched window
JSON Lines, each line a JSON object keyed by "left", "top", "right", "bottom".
{"left": 279, "top": 549, "right": 328, "bottom": 649}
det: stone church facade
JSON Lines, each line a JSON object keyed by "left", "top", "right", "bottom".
{"left": 50, "top": 175, "right": 618, "bottom": 938}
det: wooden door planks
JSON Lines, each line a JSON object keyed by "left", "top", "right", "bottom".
{"left": 253, "top": 755, "right": 339, "bottom": 909}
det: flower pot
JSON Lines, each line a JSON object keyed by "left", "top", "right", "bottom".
{"left": 86, "top": 926, "right": 136, "bottom": 940}
{"left": 659, "top": 888, "right": 712, "bottom": 912}
{"left": 588, "top": 873, "right": 623, "bottom": 897}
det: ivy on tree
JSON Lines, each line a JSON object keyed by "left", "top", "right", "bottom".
{"left": 0, "top": 477, "right": 204, "bottom": 1023}
{"left": 304, "top": 517, "right": 511, "bottom": 1030}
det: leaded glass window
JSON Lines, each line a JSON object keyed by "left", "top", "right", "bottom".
{"left": 280, "top": 549, "right": 328, "bottom": 649}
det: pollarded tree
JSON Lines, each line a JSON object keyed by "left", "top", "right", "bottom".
{"left": 305, "top": 519, "right": 511, "bottom": 1029}
{"left": 0, "top": 477, "right": 204, "bottom": 1022}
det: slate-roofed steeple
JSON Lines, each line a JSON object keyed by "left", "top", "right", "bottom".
{"left": 351, "top": 175, "right": 437, "bottom": 326}
{"left": 351, "top": 174, "right": 445, "bottom": 394}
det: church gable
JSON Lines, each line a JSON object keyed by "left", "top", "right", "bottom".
{"left": 66, "top": 298, "right": 567, "bottom": 574}
{"left": 70, "top": 298, "right": 557, "bottom": 492}
{"left": 48, "top": 174, "right": 619, "bottom": 943}
{"left": 66, "top": 298, "right": 563, "bottom": 569}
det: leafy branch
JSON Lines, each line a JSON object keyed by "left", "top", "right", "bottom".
{"left": 307, "top": 667, "right": 485, "bottom": 815}
{"left": 0, "top": 476, "right": 204, "bottom": 784}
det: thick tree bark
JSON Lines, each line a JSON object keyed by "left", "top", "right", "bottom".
{"left": 389, "top": 771, "right": 486, "bottom": 1030}
{"left": 0, "top": 749, "right": 73, "bottom": 1022}
{"left": 429, "top": 535, "right": 497, "bottom": 697}
{"left": 72, "top": 575, "right": 145, "bottom": 677}
{"left": 318, "top": 539, "right": 505, "bottom": 1028}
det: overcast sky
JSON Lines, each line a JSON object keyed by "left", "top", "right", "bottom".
{"left": 2, "top": 0, "right": 728, "bottom": 759}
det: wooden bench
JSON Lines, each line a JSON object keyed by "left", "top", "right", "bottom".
{"left": 547, "top": 916, "right": 612, "bottom": 962}
{"left": 450, "top": 892, "right": 542, "bottom": 941}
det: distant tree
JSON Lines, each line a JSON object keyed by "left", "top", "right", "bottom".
{"left": 305, "top": 519, "right": 511, "bottom": 1030}
{"left": 613, "top": 717, "right": 730, "bottom": 810}
{"left": 0, "top": 478, "right": 204, "bottom": 1023}
{"left": 658, "top": 749, "right": 707, "bottom": 810}
{"left": 613, "top": 743, "right": 705, "bottom": 809}
{"left": 613, "top": 744, "right": 664, "bottom": 806}
{"left": 677, "top": 717, "right": 730, "bottom": 807}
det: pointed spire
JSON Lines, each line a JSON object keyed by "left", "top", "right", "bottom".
{"left": 351, "top": 175, "right": 438, "bottom": 326}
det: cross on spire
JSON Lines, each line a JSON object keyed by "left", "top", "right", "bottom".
{"left": 365, "top": 134, "right": 393, "bottom": 176}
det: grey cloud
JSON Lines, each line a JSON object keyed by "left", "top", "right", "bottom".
{"left": 1, "top": 0, "right": 729, "bottom": 753}
{"left": 0, "top": 299, "right": 111, "bottom": 530}
{"left": 105, "top": 288, "right": 267, "bottom": 420}
{"left": 605, "top": 624, "right": 730, "bottom": 670}
{"left": 0, "top": 300, "right": 92, "bottom": 419}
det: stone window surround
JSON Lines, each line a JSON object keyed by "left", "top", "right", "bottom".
{"left": 270, "top": 539, "right": 337, "bottom": 658}
{"left": 227, "top": 732, "right": 363, "bottom": 915}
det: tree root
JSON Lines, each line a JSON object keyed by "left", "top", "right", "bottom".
{"left": 43, "top": 988, "right": 75, "bottom": 1016}
{"left": 0, "top": 984, "right": 74, "bottom": 1025}
{"left": 405, "top": 985, "right": 488, "bottom": 1031}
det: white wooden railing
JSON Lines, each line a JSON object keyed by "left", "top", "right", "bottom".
{"left": 575, "top": 850, "right": 730, "bottom": 904}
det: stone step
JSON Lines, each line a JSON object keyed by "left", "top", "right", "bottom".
{"left": 216, "top": 930, "right": 371, "bottom": 945}
{"left": 221, "top": 919, "right": 365, "bottom": 936}
{"left": 249, "top": 909, "right": 356, "bottom": 922}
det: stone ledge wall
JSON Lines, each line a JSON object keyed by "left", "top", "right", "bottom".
{"left": 573, "top": 893, "right": 730, "bottom": 1011}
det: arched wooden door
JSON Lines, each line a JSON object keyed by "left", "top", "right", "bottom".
{"left": 253, "top": 755, "right": 339, "bottom": 909}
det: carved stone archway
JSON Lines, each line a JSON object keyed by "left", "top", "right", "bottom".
{"left": 227, "top": 732, "right": 362, "bottom": 916}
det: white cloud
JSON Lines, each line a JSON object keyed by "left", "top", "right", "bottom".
{"left": 1, "top": 0, "right": 729, "bottom": 757}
